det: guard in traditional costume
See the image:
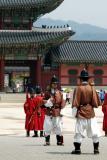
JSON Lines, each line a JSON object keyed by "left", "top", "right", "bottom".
{"left": 24, "top": 88, "right": 36, "bottom": 137}
{"left": 32, "top": 86, "right": 45, "bottom": 137}
{"left": 102, "top": 93, "right": 107, "bottom": 136}
{"left": 43, "top": 75, "right": 65, "bottom": 146}
{"left": 71, "top": 69, "right": 101, "bottom": 154}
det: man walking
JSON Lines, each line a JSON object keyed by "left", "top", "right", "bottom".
{"left": 71, "top": 69, "right": 101, "bottom": 154}
{"left": 99, "top": 89, "right": 105, "bottom": 105}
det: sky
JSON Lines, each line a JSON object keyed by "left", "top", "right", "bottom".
{"left": 42, "top": 0, "right": 107, "bottom": 29}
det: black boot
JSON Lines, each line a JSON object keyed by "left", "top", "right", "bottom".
{"left": 44, "top": 135, "right": 50, "bottom": 146}
{"left": 60, "top": 135, "right": 64, "bottom": 146}
{"left": 71, "top": 142, "right": 81, "bottom": 154}
{"left": 56, "top": 135, "right": 64, "bottom": 146}
{"left": 93, "top": 142, "right": 99, "bottom": 154}
{"left": 32, "top": 131, "right": 38, "bottom": 137}
{"left": 26, "top": 130, "right": 30, "bottom": 137}
{"left": 40, "top": 131, "right": 44, "bottom": 137}
{"left": 105, "top": 131, "right": 107, "bottom": 137}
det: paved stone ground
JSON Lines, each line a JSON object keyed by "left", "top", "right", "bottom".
{"left": 0, "top": 103, "right": 107, "bottom": 160}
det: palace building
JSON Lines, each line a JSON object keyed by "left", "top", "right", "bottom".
{"left": 0, "top": 0, "right": 107, "bottom": 92}
{"left": 0, "top": 0, "right": 74, "bottom": 92}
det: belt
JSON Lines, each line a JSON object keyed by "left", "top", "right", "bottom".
{"left": 80, "top": 103, "right": 90, "bottom": 107}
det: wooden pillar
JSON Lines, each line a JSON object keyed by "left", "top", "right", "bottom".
{"left": 0, "top": 59, "right": 5, "bottom": 91}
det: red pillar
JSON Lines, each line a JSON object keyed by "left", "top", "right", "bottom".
{"left": 0, "top": 59, "right": 4, "bottom": 91}
{"left": 36, "top": 56, "right": 42, "bottom": 86}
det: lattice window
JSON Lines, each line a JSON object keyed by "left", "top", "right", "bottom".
{"left": 68, "top": 69, "right": 78, "bottom": 75}
{"left": 94, "top": 69, "right": 104, "bottom": 75}
{"left": 94, "top": 63, "right": 103, "bottom": 66}
{"left": 67, "top": 63, "right": 80, "bottom": 66}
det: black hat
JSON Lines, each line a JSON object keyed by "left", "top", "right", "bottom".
{"left": 35, "top": 85, "right": 41, "bottom": 94}
{"left": 51, "top": 75, "right": 59, "bottom": 84}
{"left": 79, "top": 69, "right": 89, "bottom": 78}
{"left": 28, "top": 87, "right": 35, "bottom": 94}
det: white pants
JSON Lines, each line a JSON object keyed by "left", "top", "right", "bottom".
{"left": 74, "top": 117, "right": 101, "bottom": 143}
{"left": 43, "top": 115, "right": 63, "bottom": 136}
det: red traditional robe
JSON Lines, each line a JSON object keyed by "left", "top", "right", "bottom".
{"left": 33, "top": 95, "right": 45, "bottom": 130}
{"left": 24, "top": 95, "right": 44, "bottom": 131}
{"left": 24, "top": 97, "right": 35, "bottom": 131}
{"left": 102, "top": 93, "right": 107, "bottom": 132}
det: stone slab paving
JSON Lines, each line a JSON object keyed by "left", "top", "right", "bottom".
{"left": 0, "top": 103, "right": 107, "bottom": 160}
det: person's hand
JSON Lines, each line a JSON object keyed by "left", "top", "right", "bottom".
{"left": 43, "top": 100, "right": 47, "bottom": 104}
{"left": 25, "top": 103, "right": 29, "bottom": 107}
{"left": 72, "top": 107, "right": 77, "bottom": 118}
{"left": 37, "top": 112, "right": 41, "bottom": 117}
{"left": 50, "top": 97, "right": 54, "bottom": 103}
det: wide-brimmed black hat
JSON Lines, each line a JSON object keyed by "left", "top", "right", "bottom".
{"left": 79, "top": 69, "right": 90, "bottom": 78}
{"left": 51, "top": 75, "right": 59, "bottom": 84}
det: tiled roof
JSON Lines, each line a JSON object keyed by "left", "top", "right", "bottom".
{"left": 52, "top": 41, "right": 107, "bottom": 64}
{"left": 0, "top": 1, "right": 64, "bottom": 23}
{"left": 0, "top": 27, "right": 74, "bottom": 47}
{"left": 0, "top": 0, "right": 63, "bottom": 9}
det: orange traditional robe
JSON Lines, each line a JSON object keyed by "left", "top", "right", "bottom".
{"left": 72, "top": 83, "right": 100, "bottom": 119}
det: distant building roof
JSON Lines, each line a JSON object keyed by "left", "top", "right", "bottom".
{"left": 52, "top": 40, "right": 107, "bottom": 64}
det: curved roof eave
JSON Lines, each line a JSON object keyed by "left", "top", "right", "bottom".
{"left": 0, "top": 0, "right": 64, "bottom": 13}
{"left": 0, "top": 0, "right": 64, "bottom": 22}
{"left": 0, "top": 27, "right": 75, "bottom": 47}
